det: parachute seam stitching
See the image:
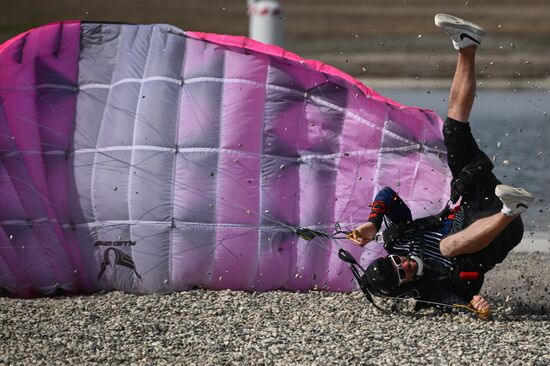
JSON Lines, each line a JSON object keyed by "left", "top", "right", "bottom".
{"left": 372, "top": 118, "right": 389, "bottom": 214}
{"left": 0, "top": 219, "right": 348, "bottom": 230}
{"left": 310, "top": 95, "right": 416, "bottom": 146}
{"left": 167, "top": 33, "right": 187, "bottom": 291}
{"left": 2, "top": 144, "right": 442, "bottom": 159}
{"left": 255, "top": 58, "right": 270, "bottom": 290}
{"left": 127, "top": 25, "right": 156, "bottom": 287}
{"left": 329, "top": 88, "right": 349, "bottom": 290}
{"left": 288, "top": 78, "right": 309, "bottom": 289}
{"left": 89, "top": 23, "right": 124, "bottom": 232}
{"left": 28, "top": 24, "right": 71, "bottom": 292}
{"left": 210, "top": 49, "right": 227, "bottom": 287}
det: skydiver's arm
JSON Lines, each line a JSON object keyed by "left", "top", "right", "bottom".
{"left": 422, "top": 290, "right": 491, "bottom": 318}
{"left": 349, "top": 222, "right": 377, "bottom": 246}
{"left": 366, "top": 186, "right": 413, "bottom": 230}
{"left": 469, "top": 295, "right": 491, "bottom": 317}
{"left": 350, "top": 186, "right": 412, "bottom": 246}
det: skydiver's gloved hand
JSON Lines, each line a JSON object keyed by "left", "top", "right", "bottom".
{"left": 349, "top": 222, "right": 377, "bottom": 247}
{"left": 469, "top": 295, "right": 491, "bottom": 319}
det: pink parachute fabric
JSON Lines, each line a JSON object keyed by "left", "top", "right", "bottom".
{"left": 0, "top": 22, "right": 451, "bottom": 297}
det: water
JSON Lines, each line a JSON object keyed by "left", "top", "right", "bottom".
{"left": 380, "top": 87, "right": 550, "bottom": 234}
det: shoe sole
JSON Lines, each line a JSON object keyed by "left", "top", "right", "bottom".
{"left": 434, "top": 13, "right": 486, "bottom": 37}
{"left": 495, "top": 184, "right": 534, "bottom": 202}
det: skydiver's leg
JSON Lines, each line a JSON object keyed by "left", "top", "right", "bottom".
{"left": 440, "top": 44, "right": 515, "bottom": 258}
{"left": 442, "top": 46, "right": 485, "bottom": 178}
{"left": 437, "top": 16, "right": 524, "bottom": 262}
{"left": 441, "top": 185, "right": 533, "bottom": 259}
{"left": 434, "top": 15, "right": 533, "bottom": 267}
{"left": 447, "top": 46, "right": 477, "bottom": 123}
{"left": 440, "top": 212, "right": 517, "bottom": 257}
{"left": 438, "top": 14, "right": 487, "bottom": 177}
{"left": 435, "top": 13, "right": 485, "bottom": 124}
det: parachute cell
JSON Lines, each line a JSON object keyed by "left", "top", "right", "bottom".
{"left": 0, "top": 22, "right": 451, "bottom": 297}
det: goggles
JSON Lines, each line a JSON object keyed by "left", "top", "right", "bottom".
{"left": 388, "top": 254, "right": 408, "bottom": 286}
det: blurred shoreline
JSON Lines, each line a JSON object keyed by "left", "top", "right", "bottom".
{"left": 2, "top": 0, "right": 549, "bottom": 82}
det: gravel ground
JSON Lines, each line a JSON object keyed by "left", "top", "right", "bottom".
{"left": 1, "top": 253, "right": 548, "bottom": 365}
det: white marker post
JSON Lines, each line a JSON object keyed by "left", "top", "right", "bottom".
{"left": 247, "top": 0, "right": 284, "bottom": 46}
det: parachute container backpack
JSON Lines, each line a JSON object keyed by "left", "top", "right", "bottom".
{"left": 0, "top": 22, "right": 451, "bottom": 297}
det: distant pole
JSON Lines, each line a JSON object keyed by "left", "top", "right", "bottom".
{"left": 247, "top": 0, "right": 284, "bottom": 46}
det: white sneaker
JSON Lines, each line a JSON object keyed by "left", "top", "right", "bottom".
{"left": 495, "top": 184, "right": 535, "bottom": 216}
{"left": 434, "top": 13, "right": 486, "bottom": 51}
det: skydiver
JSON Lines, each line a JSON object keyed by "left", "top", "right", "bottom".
{"left": 349, "top": 14, "right": 535, "bottom": 315}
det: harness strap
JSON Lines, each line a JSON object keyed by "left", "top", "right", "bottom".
{"left": 450, "top": 151, "right": 494, "bottom": 203}
{"left": 382, "top": 212, "right": 446, "bottom": 251}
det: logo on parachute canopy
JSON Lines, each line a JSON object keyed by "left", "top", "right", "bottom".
{"left": 94, "top": 240, "right": 136, "bottom": 246}
{"left": 97, "top": 247, "right": 141, "bottom": 281}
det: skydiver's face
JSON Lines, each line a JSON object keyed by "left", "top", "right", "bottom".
{"left": 388, "top": 255, "right": 418, "bottom": 286}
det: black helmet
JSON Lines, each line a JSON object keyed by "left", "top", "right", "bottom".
{"left": 365, "top": 257, "right": 399, "bottom": 295}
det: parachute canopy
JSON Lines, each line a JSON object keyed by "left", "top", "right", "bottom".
{"left": 0, "top": 21, "right": 451, "bottom": 297}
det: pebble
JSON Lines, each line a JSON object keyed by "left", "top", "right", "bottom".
{"left": 0, "top": 254, "right": 548, "bottom": 365}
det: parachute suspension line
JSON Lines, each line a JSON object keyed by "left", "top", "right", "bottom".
{"left": 65, "top": 95, "right": 299, "bottom": 236}
{"left": 335, "top": 147, "right": 371, "bottom": 225}
{"left": 86, "top": 148, "right": 317, "bottom": 261}
{"left": 295, "top": 222, "right": 352, "bottom": 242}
{"left": 10, "top": 80, "right": 384, "bottom": 256}
{"left": 306, "top": 83, "right": 371, "bottom": 228}
{"left": 14, "top": 67, "right": 426, "bottom": 234}
{"left": 87, "top": 79, "right": 358, "bottom": 268}
{"left": 292, "top": 222, "right": 391, "bottom": 264}
{"left": 173, "top": 91, "right": 344, "bottom": 247}
{"left": 136, "top": 227, "right": 264, "bottom": 280}
{"left": 86, "top": 77, "right": 401, "bottom": 253}
{"left": 5, "top": 98, "right": 402, "bottom": 281}
{"left": 179, "top": 85, "right": 299, "bottom": 229}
